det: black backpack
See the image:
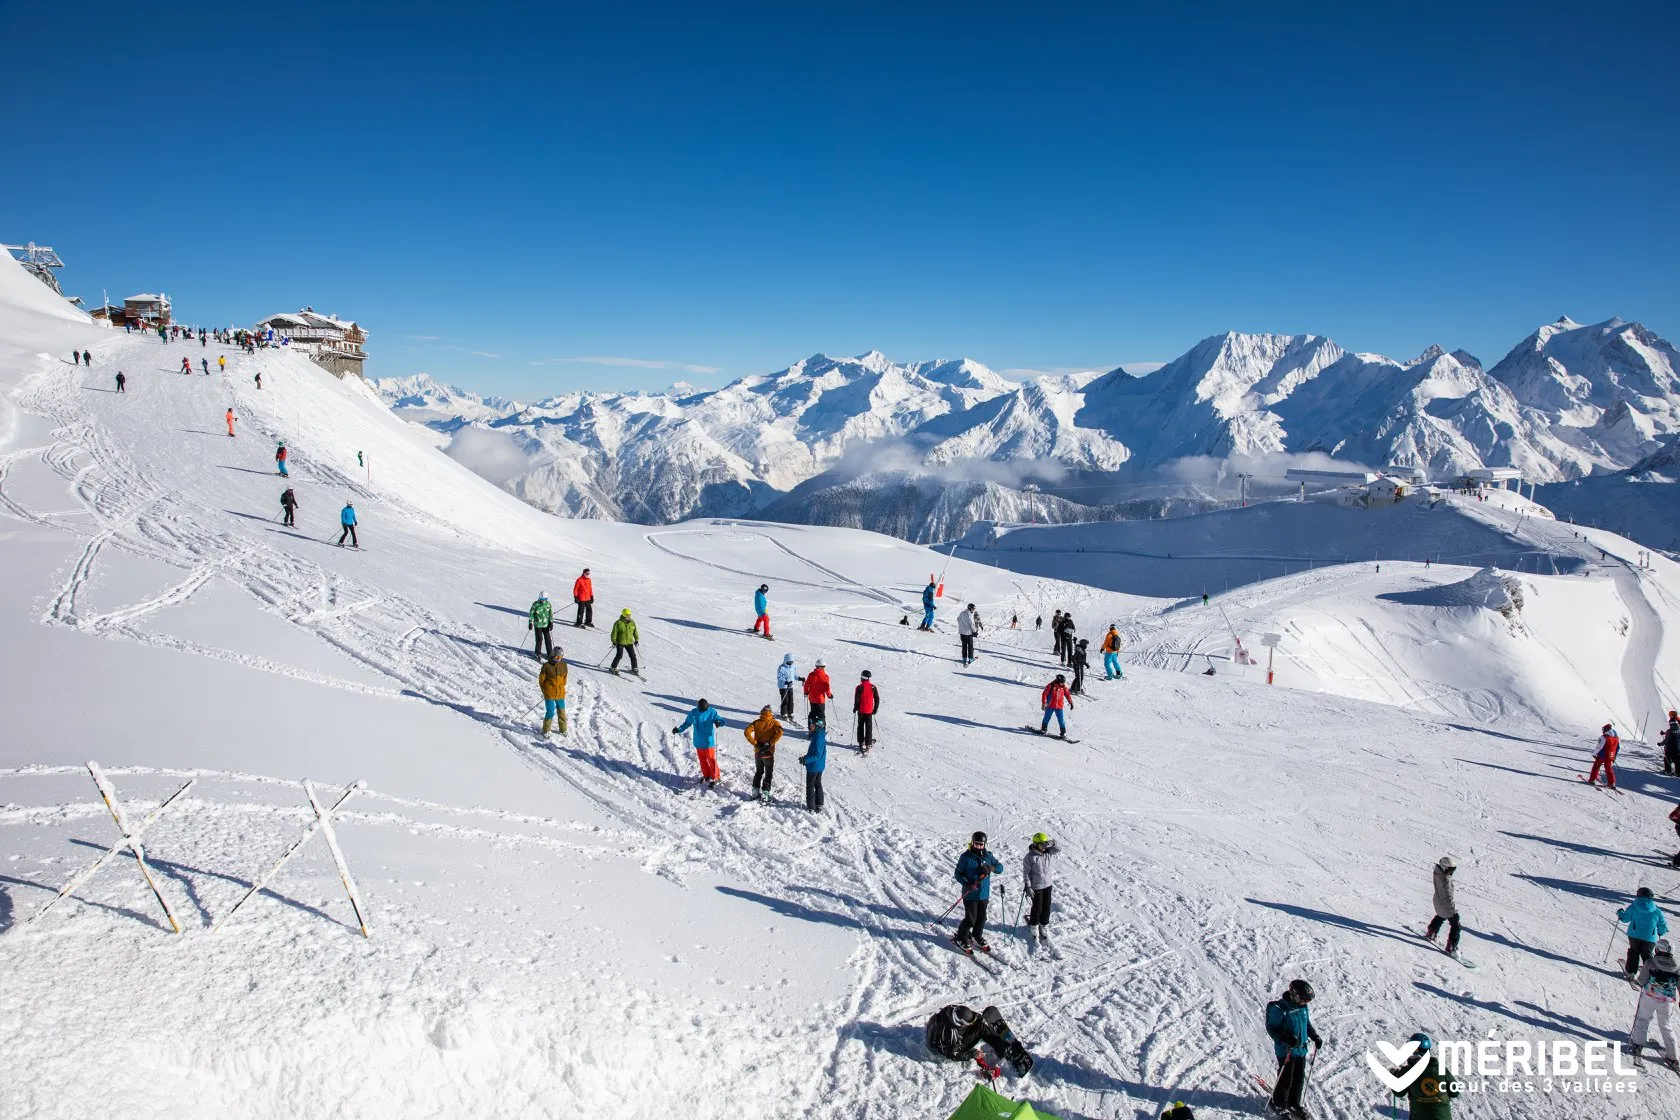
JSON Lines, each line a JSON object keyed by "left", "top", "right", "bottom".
{"left": 925, "top": 1004, "right": 975, "bottom": 1060}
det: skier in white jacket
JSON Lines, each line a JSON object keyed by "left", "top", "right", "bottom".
{"left": 1631, "top": 938, "right": 1680, "bottom": 1069}
{"left": 775, "top": 653, "right": 803, "bottom": 725}
{"left": 957, "top": 604, "right": 983, "bottom": 666}
{"left": 1022, "top": 832, "right": 1060, "bottom": 948}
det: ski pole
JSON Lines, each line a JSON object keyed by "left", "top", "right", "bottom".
{"left": 1014, "top": 885, "right": 1027, "bottom": 928}
{"left": 1604, "top": 920, "right": 1623, "bottom": 964}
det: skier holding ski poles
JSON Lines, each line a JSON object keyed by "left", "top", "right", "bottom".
{"left": 803, "top": 659, "right": 832, "bottom": 725}
{"left": 1586, "top": 722, "right": 1620, "bottom": 788}
{"left": 744, "top": 706, "right": 783, "bottom": 802}
{"left": 672, "top": 699, "right": 725, "bottom": 788}
{"left": 776, "top": 653, "right": 803, "bottom": 725}
{"left": 1264, "top": 978, "right": 1322, "bottom": 1118}
{"left": 1619, "top": 887, "right": 1669, "bottom": 980}
{"left": 853, "top": 669, "right": 879, "bottom": 751}
{"left": 1629, "top": 938, "right": 1680, "bottom": 1070}
{"left": 538, "top": 649, "right": 568, "bottom": 736}
{"left": 609, "top": 609, "right": 639, "bottom": 675}
{"left": 952, "top": 832, "right": 1004, "bottom": 953}
{"left": 529, "top": 593, "right": 555, "bottom": 658}
{"left": 1661, "top": 711, "right": 1679, "bottom": 776}
{"left": 1022, "top": 832, "right": 1059, "bottom": 950}
{"left": 919, "top": 581, "right": 937, "bottom": 631}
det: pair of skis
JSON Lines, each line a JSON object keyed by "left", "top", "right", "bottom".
{"left": 1578, "top": 775, "right": 1626, "bottom": 795}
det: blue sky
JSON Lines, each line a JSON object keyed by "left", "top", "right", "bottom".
{"left": 3, "top": 2, "right": 1676, "bottom": 396}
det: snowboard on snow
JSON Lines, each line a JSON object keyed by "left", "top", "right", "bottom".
{"left": 1410, "top": 929, "right": 1478, "bottom": 969}
{"left": 1022, "top": 726, "right": 1080, "bottom": 744}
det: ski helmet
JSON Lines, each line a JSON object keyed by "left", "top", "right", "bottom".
{"left": 1437, "top": 856, "right": 1457, "bottom": 871}
{"left": 547, "top": 650, "right": 560, "bottom": 661}
{"left": 815, "top": 659, "right": 825, "bottom": 668}
{"left": 1032, "top": 832, "right": 1050, "bottom": 845}
{"left": 861, "top": 670, "right": 871, "bottom": 679}
{"left": 761, "top": 706, "right": 774, "bottom": 716}
{"left": 971, "top": 831, "right": 987, "bottom": 847}
{"left": 697, "top": 699, "right": 709, "bottom": 710}
{"left": 1054, "top": 673, "right": 1066, "bottom": 683}
{"left": 621, "top": 608, "right": 632, "bottom": 617}
{"left": 1659, "top": 939, "right": 1674, "bottom": 955}
{"left": 538, "top": 592, "right": 548, "bottom": 600}
{"left": 1604, "top": 723, "right": 1614, "bottom": 732}
{"left": 1287, "top": 979, "right": 1314, "bottom": 1003}
{"left": 1639, "top": 886, "right": 1655, "bottom": 898}
{"left": 1408, "top": 1031, "right": 1434, "bottom": 1052}
{"left": 759, "top": 584, "right": 768, "bottom": 592}
{"left": 782, "top": 653, "right": 794, "bottom": 664}
{"left": 967, "top": 603, "right": 976, "bottom": 610}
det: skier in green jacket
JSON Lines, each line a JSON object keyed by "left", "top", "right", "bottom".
{"left": 529, "top": 593, "right": 554, "bottom": 659}
{"left": 610, "top": 609, "right": 640, "bottom": 676}
{"left": 1388, "top": 1033, "right": 1456, "bottom": 1118}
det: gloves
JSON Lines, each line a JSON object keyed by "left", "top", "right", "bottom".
{"left": 671, "top": 727, "right": 681, "bottom": 734}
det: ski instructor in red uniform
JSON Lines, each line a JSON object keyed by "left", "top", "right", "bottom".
{"left": 572, "top": 568, "right": 595, "bottom": 628}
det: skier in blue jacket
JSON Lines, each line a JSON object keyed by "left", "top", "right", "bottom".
{"left": 1265, "top": 979, "right": 1322, "bottom": 1116}
{"left": 1620, "top": 887, "right": 1671, "bottom": 979}
{"left": 673, "top": 699, "right": 726, "bottom": 788}
{"left": 799, "top": 712, "right": 827, "bottom": 812}
{"left": 337, "top": 502, "right": 359, "bottom": 547}
{"left": 751, "top": 584, "right": 772, "bottom": 639}
{"left": 920, "top": 582, "right": 937, "bottom": 631}
{"left": 952, "top": 832, "right": 1004, "bottom": 951}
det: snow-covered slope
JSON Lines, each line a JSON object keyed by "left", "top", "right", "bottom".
{"left": 382, "top": 321, "right": 1680, "bottom": 540}
{"left": 8, "top": 251, "right": 1680, "bottom": 1120}
{"left": 1536, "top": 435, "right": 1680, "bottom": 553}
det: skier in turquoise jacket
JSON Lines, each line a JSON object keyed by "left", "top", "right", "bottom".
{"left": 1620, "top": 887, "right": 1671, "bottom": 979}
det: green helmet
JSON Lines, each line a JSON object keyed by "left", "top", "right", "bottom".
{"left": 1032, "top": 832, "right": 1050, "bottom": 845}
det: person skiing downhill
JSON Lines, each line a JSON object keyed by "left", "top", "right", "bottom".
{"left": 114, "top": 371, "right": 126, "bottom": 393}
{"left": 1629, "top": 938, "right": 1680, "bottom": 1070}
{"left": 1386, "top": 1032, "right": 1457, "bottom": 1118}
{"left": 803, "top": 659, "right": 833, "bottom": 725}
{"left": 200, "top": 358, "right": 208, "bottom": 375}
{"left": 776, "top": 653, "right": 803, "bottom": 723}
{"left": 609, "top": 609, "right": 639, "bottom": 675}
{"left": 1620, "top": 887, "right": 1670, "bottom": 980}
{"left": 538, "top": 649, "right": 569, "bottom": 736}
{"left": 1661, "top": 710, "right": 1680, "bottom": 776}
{"left": 337, "top": 502, "right": 358, "bottom": 547}
{"left": 529, "top": 593, "right": 555, "bottom": 658}
{"left": 572, "top": 568, "right": 595, "bottom": 628}
{"left": 853, "top": 669, "right": 879, "bottom": 750}
{"left": 1038, "top": 674, "right": 1072, "bottom": 738}
{"left": 751, "top": 584, "right": 772, "bottom": 639}
{"left": 957, "top": 603, "right": 982, "bottom": 665}
{"left": 1069, "top": 638, "right": 1090, "bottom": 695}
{"left": 1023, "top": 832, "right": 1059, "bottom": 949}
{"left": 1101, "top": 625, "right": 1124, "bottom": 679}
{"left": 1264, "top": 978, "right": 1322, "bottom": 1118}
{"left": 672, "top": 699, "right": 726, "bottom": 787}
{"left": 920, "top": 581, "right": 937, "bottom": 631}
{"left": 225, "top": 407, "right": 236, "bottom": 437}
{"left": 1424, "top": 856, "right": 1463, "bottom": 957}
{"left": 744, "top": 706, "right": 783, "bottom": 802}
{"left": 275, "top": 443, "right": 289, "bottom": 477}
{"left": 798, "top": 712, "right": 827, "bottom": 812}
{"left": 1588, "top": 723, "right": 1621, "bottom": 788}
{"left": 953, "top": 832, "right": 1004, "bottom": 952}
{"left": 279, "top": 487, "right": 298, "bottom": 527}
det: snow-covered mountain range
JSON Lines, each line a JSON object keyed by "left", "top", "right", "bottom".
{"left": 379, "top": 317, "right": 1680, "bottom": 540}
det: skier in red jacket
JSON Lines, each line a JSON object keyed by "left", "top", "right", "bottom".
{"left": 803, "top": 660, "right": 833, "bottom": 724}
{"left": 1587, "top": 723, "right": 1620, "bottom": 788}
{"left": 853, "top": 670, "right": 880, "bottom": 750}
{"left": 1038, "top": 675, "right": 1072, "bottom": 739}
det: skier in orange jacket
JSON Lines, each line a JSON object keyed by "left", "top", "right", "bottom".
{"left": 225, "top": 408, "right": 236, "bottom": 437}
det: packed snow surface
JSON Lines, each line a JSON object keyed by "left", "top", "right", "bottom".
{"left": 3, "top": 254, "right": 1680, "bottom": 1119}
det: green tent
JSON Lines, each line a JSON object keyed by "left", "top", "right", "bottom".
{"left": 945, "top": 1083, "right": 1064, "bottom": 1120}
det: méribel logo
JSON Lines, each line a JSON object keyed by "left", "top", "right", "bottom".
{"left": 1366, "top": 1040, "right": 1428, "bottom": 1093}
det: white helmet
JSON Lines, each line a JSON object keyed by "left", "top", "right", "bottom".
{"left": 1437, "top": 856, "right": 1458, "bottom": 871}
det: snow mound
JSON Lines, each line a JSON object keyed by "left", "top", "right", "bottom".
{"left": 1381, "top": 566, "right": 1525, "bottom": 613}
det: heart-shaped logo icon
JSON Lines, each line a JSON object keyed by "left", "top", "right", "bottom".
{"left": 1366, "top": 1040, "right": 1426, "bottom": 1093}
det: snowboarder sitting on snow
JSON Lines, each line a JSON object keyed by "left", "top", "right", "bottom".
{"left": 1587, "top": 722, "right": 1620, "bottom": 788}
{"left": 1264, "top": 979, "right": 1322, "bottom": 1118}
{"left": 798, "top": 712, "right": 827, "bottom": 812}
{"left": 751, "top": 583, "right": 772, "bottom": 638}
{"left": 672, "top": 699, "right": 725, "bottom": 788}
{"left": 1629, "top": 938, "right": 1680, "bottom": 1070}
{"left": 538, "top": 649, "right": 568, "bottom": 736}
{"left": 1662, "top": 711, "right": 1680, "bottom": 777}
{"left": 1023, "top": 832, "right": 1059, "bottom": 949}
{"left": 279, "top": 488, "right": 298, "bottom": 527}
{"left": 1424, "top": 856, "right": 1463, "bottom": 958}
{"left": 924, "top": 1003, "right": 1033, "bottom": 1077}
{"left": 853, "top": 669, "right": 879, "bottom": 749}
{"left": 1069, "top": 638, "right": 1090, "bottom": 695}
{"left": 1619, "top": 887, "right": 1670, "bottom": 980}
{"left": 529, "top": 593, "right": 555, "bottom": 658}
{"left": 1386, "top": 1032, "right": 1456, "bottom": 1118}
{"left": 920, "top": 581, "right": 937, "bottom": 631}
{"left": 609, "top": 609, "right": 639, "bottom": 675}
{"left": 776, "top": 653, "right": 803, "bottom": 724}
{"left": 803, "top": 659, "right": 832, "bottom": 725}
{"left": 744, "top": 706, "right": 783, "bottom": 802}
{"left": 1038, "top": 674, "right": 1072, "bottom": 738}
{"left": 953, "top": 831, "right": 1004, "bottom": 952}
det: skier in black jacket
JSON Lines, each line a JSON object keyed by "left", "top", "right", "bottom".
{"left": 1661, "top": 711, "right": 1679, "bottom": 776}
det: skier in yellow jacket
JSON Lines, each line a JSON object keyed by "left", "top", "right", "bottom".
{"left": 744, "top": 707, "right": 783, "bottom": 803}
{"left": 538, "top": 650, "right": 569, "bottom": 736}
